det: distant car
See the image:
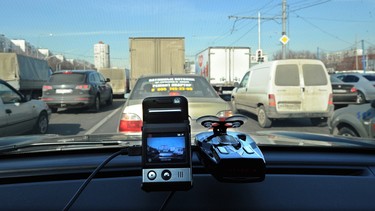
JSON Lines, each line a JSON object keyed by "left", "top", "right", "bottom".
{"left": 41, "top": 70, "right": 113, "bottom": 112}
{"left": 118, "top": 74, "right": 233, "bottom": 137}
{"left": 330, "top": 75, "right": 358, "bottom": 106}
{"left": 328, "top": 101, "right": 375, "bottom": 138}
{"left": 333, "top": 72, "right": 375, "bottom": 104}
{"left": 0, "top": 79, "right": 51, "bottom": 137}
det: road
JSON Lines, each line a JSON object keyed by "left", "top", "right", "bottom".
{"left": 47, "top": 98, "right": 330, "bottom": 136}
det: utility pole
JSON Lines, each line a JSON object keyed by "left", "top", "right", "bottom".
{"left": 229, "top": 0, "right": 287, "bottom": 60}
{"left": 229, "top": 13, "right": 280, "bottom": 62}
{"left": 282, "top": 0, "right": 287, "bottom": 59}
{"left": 229, "top": 13, "right": 277, "bottom": 50}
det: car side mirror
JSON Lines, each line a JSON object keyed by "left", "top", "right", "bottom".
{"left": 233, "top": 82, "right": 239, "bottom": 88}
{"left": 106, "top": 78, "right": 111, "bottom": 82}
{"left": 124, "top": 93, "right": 130, "bottom": 99}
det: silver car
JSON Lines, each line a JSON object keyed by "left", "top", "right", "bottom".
{"left": 328, "top": 100, "right": 375, "bottom": 138}
{"left": 118, "top": 74, "right": 233, "bottom": 138}
{"left": 0, "top": 79, "right": 51, "bottom": 137}
{"left": 333, "top": 72, "right": 375, "bottom": 104}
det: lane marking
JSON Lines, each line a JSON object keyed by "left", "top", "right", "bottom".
{"left": 85, "top": 107, "right": 122, "bottom": 135}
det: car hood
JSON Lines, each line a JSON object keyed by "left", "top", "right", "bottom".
{"left": 333, "top": 103, "right": 372, "bottom": 117}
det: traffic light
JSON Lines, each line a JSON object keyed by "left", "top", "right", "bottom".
{"left": 257, "top": 49, "right": 263, "bottom": 62}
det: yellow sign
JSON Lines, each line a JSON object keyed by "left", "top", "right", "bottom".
{"left": 280, "top": 35, "right": 289, "bottom": 45}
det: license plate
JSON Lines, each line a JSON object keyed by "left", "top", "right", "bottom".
{"left": 56, "top": 89, "right": 73, "bottom": 94}
{"left": 333, "top": 89, "right": 347, "bottom": 93}
{"left": 278, "top": 103, "right": 300, "bottom": 110}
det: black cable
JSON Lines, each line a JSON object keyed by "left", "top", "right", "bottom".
{"left": 159, "top": 191, "right": 176, "bottom": 211}
{"left": 63, "top": 148, "right": 128, "bottom": 211}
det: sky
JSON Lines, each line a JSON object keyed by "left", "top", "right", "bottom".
{"left": 1, "top": 0, "right": 374, "bottom": 68}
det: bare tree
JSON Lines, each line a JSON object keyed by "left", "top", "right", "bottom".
{"left": 273, "top": 50, "right": 317, "bottom": 60}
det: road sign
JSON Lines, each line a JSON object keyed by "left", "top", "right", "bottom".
{"left": 280, "top": 35, "right": 289, "bottom": 45}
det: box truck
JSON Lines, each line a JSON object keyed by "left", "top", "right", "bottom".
{"left": 129, "top": 37, "right": 185, "bottom": 90}
{"left": 0, "top": 53, "right": 51, "bottom": 99}
{"left": 195, "top": 47, "right": 250, "bottom": 100}
{"left": 98, "top": 68, "right": 130, "bottom": 97}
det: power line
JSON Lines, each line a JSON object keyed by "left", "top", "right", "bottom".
{"left": 289, "top": 0, "right": 332, "bottom": 13}
{"left": 294, "top": 12, "right": 353, "bottom": 45}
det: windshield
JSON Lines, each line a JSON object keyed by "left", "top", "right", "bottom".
{"left": 1, "top": 0, "right": 375, "bottom": 150}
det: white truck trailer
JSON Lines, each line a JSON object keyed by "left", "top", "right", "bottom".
{"left": 195, "top": 47, "right": 251, "bottom": 98}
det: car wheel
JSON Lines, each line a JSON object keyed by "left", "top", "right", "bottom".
{"left": 257, "top": 106, "right": 272, "bottom": 128}
{"left": 33, "top": 111, "right": 49, "bottom": 134}
{"left": 357, "top": 91, "right": 366, "bottom": 104}
{"left": 337, "top": 126, "right": 359, "bottom": 137}
{"left": 310, "top": 117, "right": 327, "bottom": 127}
{"left": 92, "top": 95, "right": 100, "bottom": 112}
{"left": 106, "top": 92, "right": 113, "bottom": 106}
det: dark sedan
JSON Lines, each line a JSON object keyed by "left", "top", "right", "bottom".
{"left": 41, "top": 70, "right": 113, "bottom": 112}
{"left": 330, "top": 75, "right": 358, "bottom": 106}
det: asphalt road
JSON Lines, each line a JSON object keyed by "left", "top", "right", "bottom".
{"left": 47, "top": 98, "right": 330, "bottom": 137}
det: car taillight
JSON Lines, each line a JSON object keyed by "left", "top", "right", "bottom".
{"left": 328, "top": 93, "right": 333, "bottom": 105}
{"left": 119, "top": 113, "right": 143, "bottom": 132}
{"left": 350, "top": 87, "right": 357, "bottom": 93}
{"left": 216, "top": 110, "right": 233, "bottom": 118}
{"left": 43, "top": 85, "right": 52, "bottom": 91}
{"left": 269, "top": 94, "right": 276, "bottom": 107}
{"left": 76, "top": 84, "right": 91, "bottom": 90}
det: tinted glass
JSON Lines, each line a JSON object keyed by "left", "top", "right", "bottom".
{"left": 275, "top": 64, "right": 299, "bottom": 86}
{"left": 303, "top": 64, "right": 328, "bottom": 86}
{"left": 343, "top": 75, "right": 359, "bottom": 82}
{"left": 131, "top": 76, "right": 218, "bottom": 99}
{"left": 330, "top": 75, "right": 342, "bottom": 83}
{"left": 49, "top": 73, "right": 86, "bottom": 83}
{"left": 363, "top": 75, "right": 375, "bottom": 81}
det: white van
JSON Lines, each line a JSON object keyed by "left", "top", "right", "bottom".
{"left": 231, "top": 59, "right": 334, "bottom": 128}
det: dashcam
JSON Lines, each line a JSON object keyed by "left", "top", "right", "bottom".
{"left": 141, "top": 96, "right": 192, "bottom": 192}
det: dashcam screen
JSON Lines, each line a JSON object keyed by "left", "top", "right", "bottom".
{"left": 146, "top": 133, "right": 186, "bottom": 163}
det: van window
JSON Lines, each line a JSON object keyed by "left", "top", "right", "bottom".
{"left": 302, "top": 64, "right": 328, "bottom": 86}
{"left": 239, "top": 72, "right": 249, "bottom": 88}
{"left": 275, "top": 64, "right": 299, "bottom": 86}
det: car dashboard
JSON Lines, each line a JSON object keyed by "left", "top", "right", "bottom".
{"left": 0, "top": 146, "right": 374, "bottom": 210}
